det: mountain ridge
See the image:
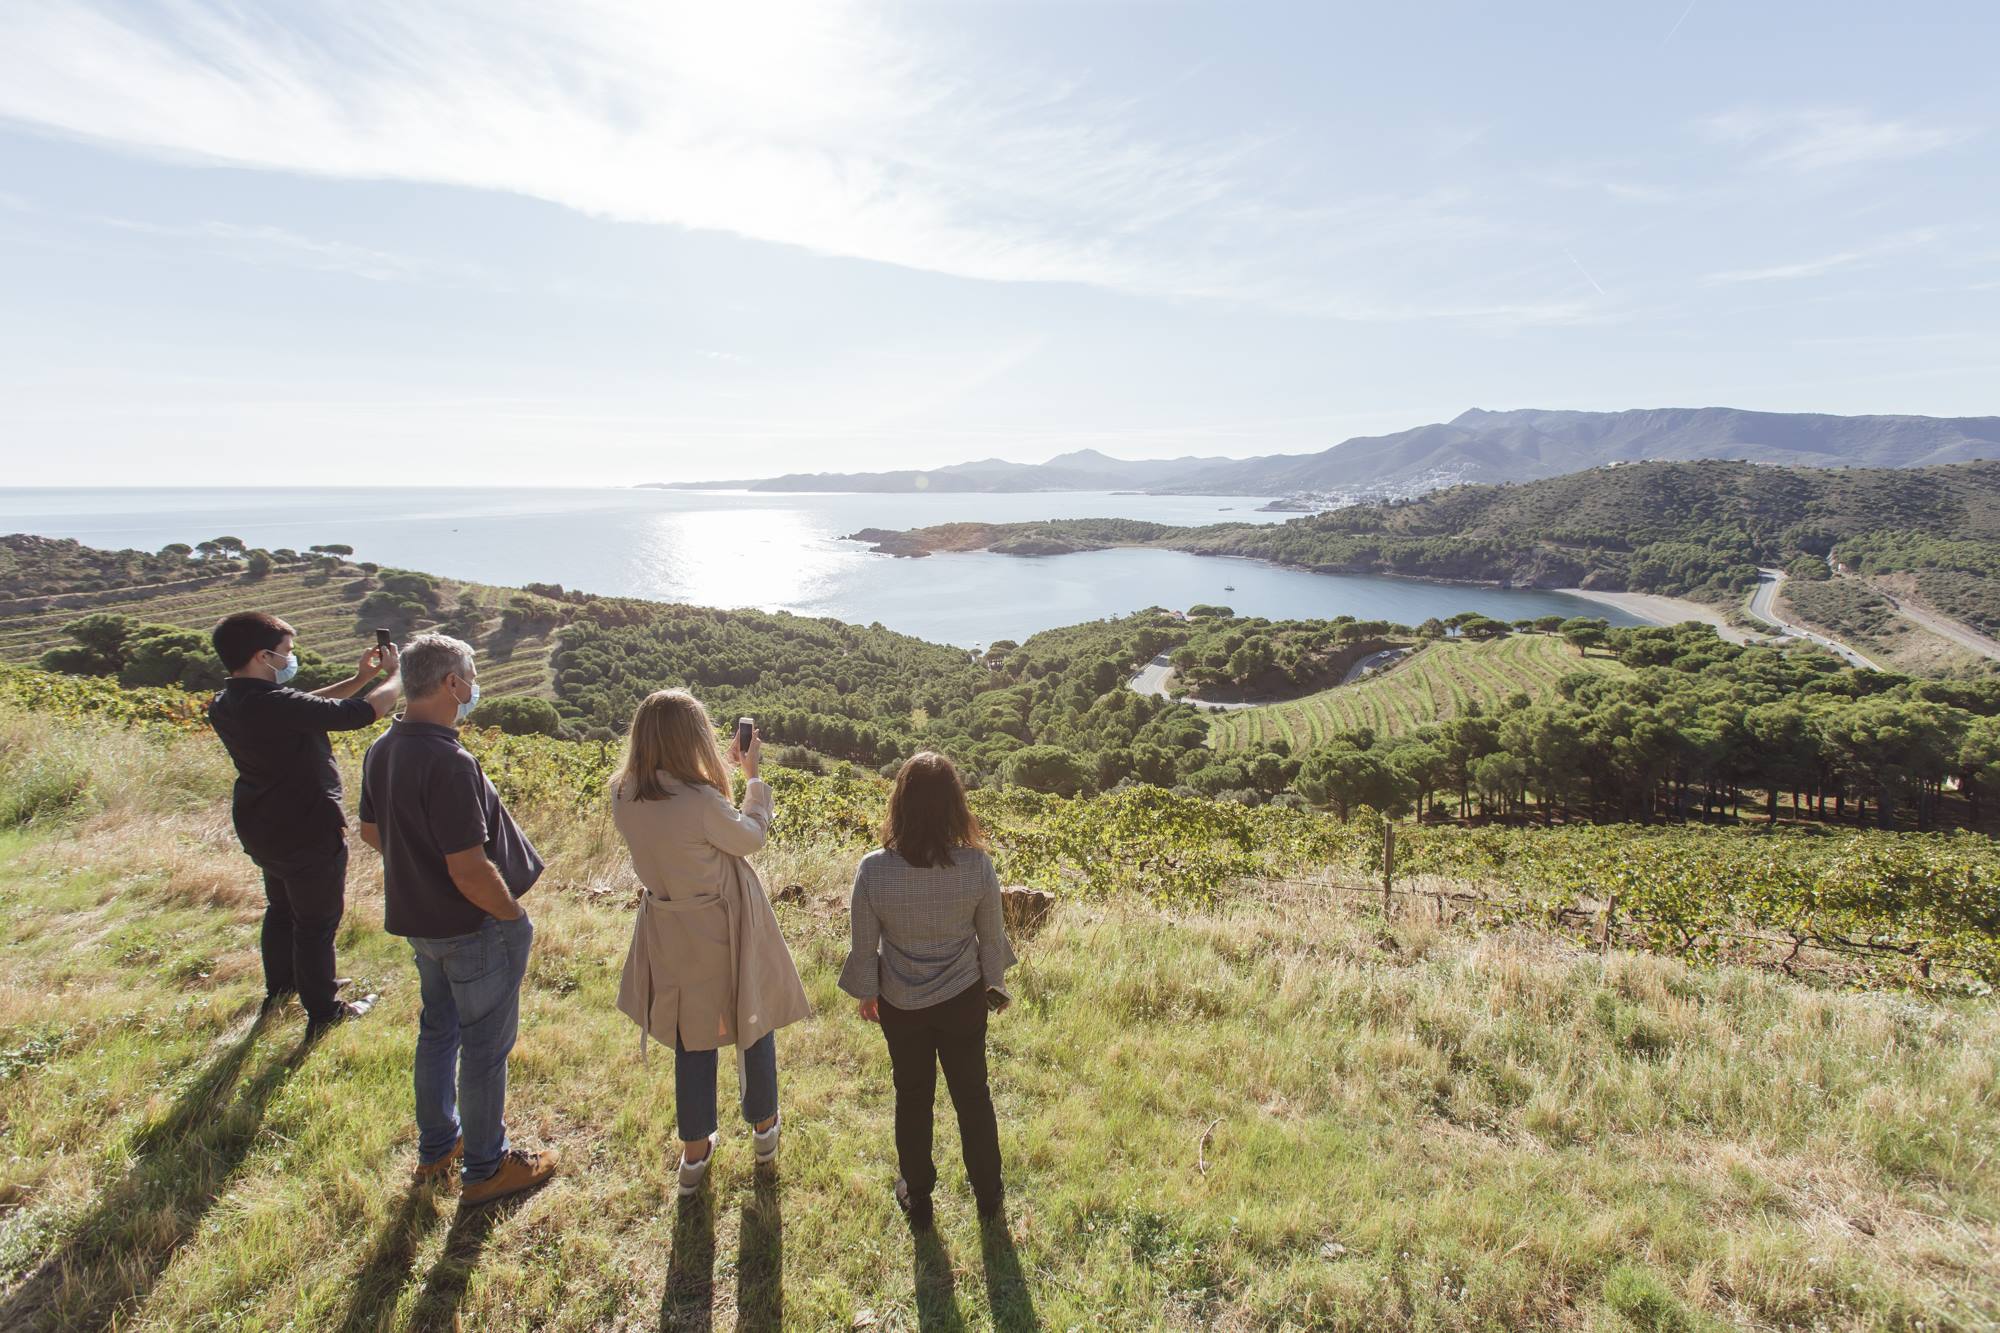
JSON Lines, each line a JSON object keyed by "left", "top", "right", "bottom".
{"left": 639, "top": 406, "right": 2000, "bottom": 499}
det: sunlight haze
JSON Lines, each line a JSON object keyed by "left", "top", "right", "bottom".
{"left": 0, "top": 0, "right": 1993, "bottom": 484}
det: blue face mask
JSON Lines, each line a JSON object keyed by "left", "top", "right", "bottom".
{"left": 454, "top": 678, "right": 480, "bottom": 725}
{"left": 270, "top": 651, "right": 299, "bottom": 685}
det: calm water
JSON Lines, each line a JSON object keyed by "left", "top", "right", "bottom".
{"left": 1, "top": 487, "right": 1644, "bottom": 646}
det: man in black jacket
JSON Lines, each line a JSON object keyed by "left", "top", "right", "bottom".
{"left": 208, "top": 611, "right": 401, "bottom": 1037}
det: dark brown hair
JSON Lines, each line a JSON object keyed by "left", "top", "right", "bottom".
{"left": 881, "top": 751, "right": 986, "bottom": 869}
{"left": 211, "top": 611, "right": 293, "bottom": 671}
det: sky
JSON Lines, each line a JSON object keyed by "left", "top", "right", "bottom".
{"left": 0, "top": 0, "right": 1995, "bottom": 486}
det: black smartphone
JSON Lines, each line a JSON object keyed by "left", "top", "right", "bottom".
{"left": 985, "top": 988, "right": 1009, "bottom": 1013}
{"left": 374, "top": 627, "right": 392, "bottom": 649}
{"left": 736, "top": 717, "right": 755, "bottom": 752}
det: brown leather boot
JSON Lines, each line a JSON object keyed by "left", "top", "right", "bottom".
{"left": 413, "top": 1137, "right": 463, "bottom": 1184}
{"left": 460, "top": 1147, "right": 558, "bottom": 1209}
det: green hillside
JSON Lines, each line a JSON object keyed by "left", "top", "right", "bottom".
{"left": 0, "top": 563, "right": 559, "bottom": 699}
{"left": 851, "top": 458, "right": 2000, "bottom": 603}
{"left": 1210, "top": 635, "right": 1626, "bottom": 750}
{"left": 18, "top": 535, "right": 2000, "bottom": 833}
{"left": 1, "top": 673, "right": 1996, "bottom": 1329}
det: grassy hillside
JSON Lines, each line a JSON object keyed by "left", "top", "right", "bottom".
{"left": 1211, "top": 636, "right": 1625, "bottom": 751}
{"left": 0, "top": 565, "right": 559, "bottom": 699}
{"left": 1, "top": 699, "right": 1995, "bottom": 1330}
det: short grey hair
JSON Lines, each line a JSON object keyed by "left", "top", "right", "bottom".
{"left": 401, "top": 632, "right": 475, "bottom": 699}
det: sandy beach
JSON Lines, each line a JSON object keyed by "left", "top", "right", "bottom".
{"left": 1555, "top": 587, "right": 1751, "bottom": 644}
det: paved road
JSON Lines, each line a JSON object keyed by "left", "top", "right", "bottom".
{"left": 1125, "top": 652, "right": 1259, "bottom": 711}
{"left": 1129, "top": 652, "right": 1175, "bottom": 696}
{"left": 1129, "top": 645, "right": 1414, "bottom": 712}
{"left": 1341, "top": 646, "right": 1411, "bottom": 684}
{"left": 1745, "top": 568, "right": 1881, "bottom": 671}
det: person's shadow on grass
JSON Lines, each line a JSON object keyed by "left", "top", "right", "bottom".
{"left": 0, "top": 1008, "right": 303, "bottom": 1333}
{"left": 404, "top": 1190, "right": 529, "bottom": 1332}
{"left": 980, "top": 1209, "right": 1041, "bottom": 1333}
{"left": 912, "top": 1228, "right": 967, "bottom": 1331}
{"left": 331, "top": 1183, "right": 452, "bottom": 1333}
{"left": 660, "top": 1191, "right": 718, "bottom": 1332}
{"left": 735, "top": 1171, "right": 783, "bottom": 1331}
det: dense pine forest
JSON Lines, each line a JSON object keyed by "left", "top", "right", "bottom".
{"left": 12, "top": 526, "right": 2000, "bottom": 833}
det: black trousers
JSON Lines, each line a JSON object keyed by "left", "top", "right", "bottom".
{"left": 879, "top": 981, "right": 1003, "bottom": 1210}
{"left": 253, "top": 836, "right": 348, "bottom": 1023}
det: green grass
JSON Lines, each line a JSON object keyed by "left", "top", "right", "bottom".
{"left": 1, "top": 710, "right": 1996, "bottom": 1329}
{"left": 1212, "top": 635, "right": 1628, "bottom": 751}
{"left": 0, "top": 569, "right": 557, "bottom": 698}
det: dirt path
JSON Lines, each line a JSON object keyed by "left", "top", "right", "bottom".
{"left": 1867, "top": 579, "right": 2000, "bottom": 662}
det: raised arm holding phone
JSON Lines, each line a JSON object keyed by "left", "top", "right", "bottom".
{"left": 610, "top": 692, "right": 811, "bottom": 1198}
{"left": 206, "top": 611, "right": 399, "bottom": 1040}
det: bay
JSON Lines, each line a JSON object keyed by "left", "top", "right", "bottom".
{"left": 0, "top": 487, "right": 1645, "bottom": 646}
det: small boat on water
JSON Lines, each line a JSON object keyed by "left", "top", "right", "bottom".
{"left": 1223, "top": 585, "right": 1235, "bottom": 591}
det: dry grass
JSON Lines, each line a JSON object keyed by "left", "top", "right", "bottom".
{"left": 0, "top": 710, "right": 1996, "bottom": 1330}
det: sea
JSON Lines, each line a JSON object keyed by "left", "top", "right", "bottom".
{"left": 0, "top": 487, "right": 1644, "bottom": 648}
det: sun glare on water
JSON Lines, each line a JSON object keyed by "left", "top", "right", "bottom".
{"left": 630, "top": 505, "right": 843, "bottom": 613}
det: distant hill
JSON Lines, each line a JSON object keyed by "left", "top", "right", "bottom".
{"left": 847, "top": 457, "right": 2000, "bottom": 613}
{"left": 1167, "top": 407, "right": 2000, "bottom": 497}
{"left": 643, "top": 446, "right": 1237, "bottom": 494}
{"left": 643, "top": 408, "right": 2000, "bottom": 498}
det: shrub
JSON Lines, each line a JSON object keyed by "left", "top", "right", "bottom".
{"left": 467, "top": 695, "right": 564, "bottom": 737}
{"left": 1002, "top": 744, "right": 1094, "bottom": 797}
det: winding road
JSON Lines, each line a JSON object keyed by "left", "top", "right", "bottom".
{"left": 1341, "top": 646, "right": 1411, "bottom": 684}
{"left": 1125, "top": 652, "right": 1258, "bottom": 711}
{"left": 1127, "top": 644, "right": 1413, "bottom": 712}
{"left": 1746, "top": 568, "right": 1881, "bottom": 671}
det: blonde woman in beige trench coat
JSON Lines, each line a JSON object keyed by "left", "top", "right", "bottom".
{"left": 610, "top": 690, "right": 810, "bottom": 1197}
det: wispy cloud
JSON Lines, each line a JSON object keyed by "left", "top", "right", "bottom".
{"left": 1701, "top": 227, "right": 1946, "bottom": 285}
{"left": 98, "top": 217, "right": 482, "bottom": 284}
{"left": 0, "top": 0, "right": 1540, "bottom": 324}
{"left": 1702, "top": 107, "right": 1973, "bottom": 172}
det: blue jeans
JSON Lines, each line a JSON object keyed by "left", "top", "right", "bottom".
{"left": 674, "top": 1031, "right": 778, "bottom": 1142}
{"left": 409, "top": 914, "right": 533, "bottom": 1184}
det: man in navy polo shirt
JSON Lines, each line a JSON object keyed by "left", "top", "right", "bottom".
{"left": 208, "top": 611, "right": 401, "bottom": 1038}
{"left": 359, "top": 632, "right": 556, "bottom": 1207}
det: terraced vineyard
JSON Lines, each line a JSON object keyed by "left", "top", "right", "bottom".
{"left": 1210, "top": 634, "right": 1625, "bottom": 750}
{"left": 0, "top": 568, "right": 558, "bottom": 697}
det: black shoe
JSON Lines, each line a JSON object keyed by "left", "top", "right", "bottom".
{"left": 261, "top": 978, "right": 353, "bottom": 1017}
{"left": 305, "top": 995, "right": 376, "bottom": 1041}
{"left": 895, "top": 1177, "right": 933, "bottom": 1232}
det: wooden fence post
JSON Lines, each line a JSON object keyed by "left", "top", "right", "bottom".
{"left": 1596, "top": 892, "right": 1616, "bottom": 957}
{"left": 1381, "top": 824, "right": 1395, "bottom": 917}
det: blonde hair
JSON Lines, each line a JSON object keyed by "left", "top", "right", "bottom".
{"left": 614, "top": 689, "right": 731, "bottom": 801}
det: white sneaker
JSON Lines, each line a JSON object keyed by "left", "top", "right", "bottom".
{"left": 752, "top": 1113, "right": 781, "bottom": 1168}
{"left": 677, "top": 1132, "right": 719, "bottom": 1198}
